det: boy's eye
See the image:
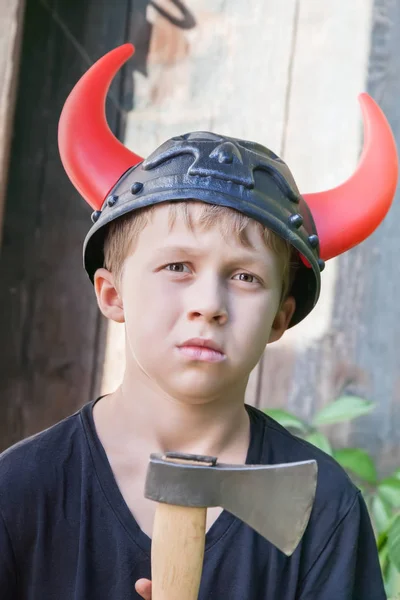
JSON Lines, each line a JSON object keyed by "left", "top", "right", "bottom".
{"left": 232, "top": 273, "right": 258, "bottom": 284}
{"left": 165, "top": 262, "right": 190, "bottom": 273}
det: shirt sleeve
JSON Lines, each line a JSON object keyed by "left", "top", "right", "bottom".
{"left": 0, "top": 508, "right": 17, "bottom": 597}
{"left": 297, "top": 491, "right": 386, "bottom": 600}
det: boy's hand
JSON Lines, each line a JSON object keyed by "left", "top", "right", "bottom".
{"left": 135, "top": 578, "right": 152, "bottom": 599}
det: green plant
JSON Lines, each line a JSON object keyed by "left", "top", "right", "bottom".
{"left": 264, "top": 396, "right": 400, "bottom": 598}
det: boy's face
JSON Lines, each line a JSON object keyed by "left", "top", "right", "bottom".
{"left": 95, "top": 203, "right": 295, "bottom": 404}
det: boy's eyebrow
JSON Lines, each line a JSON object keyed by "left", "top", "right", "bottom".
{"left": 153, "top": 245, "right": 202, "bottom": 256}
{"left": 152, "top": 245, "right": 268, "bottom": 268}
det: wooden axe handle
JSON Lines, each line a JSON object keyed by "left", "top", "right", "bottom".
{"left": 151, "top": 502, "right": 207, "bottom": 600}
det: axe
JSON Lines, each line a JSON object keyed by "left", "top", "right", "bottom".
{"left": 145, "top": 452, "right": 317, "bottom": 599}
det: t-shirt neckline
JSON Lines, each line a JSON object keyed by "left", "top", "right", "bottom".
{"left": 80, "top": 397, "right": 264, "bottom": 556}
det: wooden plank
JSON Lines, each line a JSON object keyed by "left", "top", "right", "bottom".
{"left": 259, "top": 0, "right": 374, "bottom": 412}
{"left": 258, "top": 0, "right": 400, "bottom": 472}
{"left": 0, "top": 0, "right": 130, "bottom": 450}
{"left": 0, "top": 0, "right": 25, "bottom": 246}
{"left": 341, "top": 0, "right": 400, "bottom": 473}
{"left": 101, "top": 0, "right": 298, "bottom": 409}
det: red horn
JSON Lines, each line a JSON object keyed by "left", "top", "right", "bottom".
{"left": 303, "top": 93, "right": 398, "bottom": 261}
{"left": 58, "top": 44, "right": 143, "bottom": 210}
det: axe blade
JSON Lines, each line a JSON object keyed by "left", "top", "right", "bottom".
{"left": 145, "top": 455, "right": 317, "bottom": 556}
{"left": 219, "top": 460, "right": 317, "bottom": 555}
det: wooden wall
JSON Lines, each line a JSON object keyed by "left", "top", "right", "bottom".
{"left": 0, "top": 0, "right": 133, "bottom": 450}
{"left": 274, "top": 0, "right": 400, "bottom": 474}
{"left": 0, "top": 0, "right": 399, "bottom": 474}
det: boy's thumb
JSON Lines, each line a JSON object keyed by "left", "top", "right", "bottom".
{"left": 135, "top": 578, "right": 152, "bottom": 600}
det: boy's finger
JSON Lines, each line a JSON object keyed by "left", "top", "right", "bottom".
{"left": 135, "top": 578, "right": 152, "bottom": 600}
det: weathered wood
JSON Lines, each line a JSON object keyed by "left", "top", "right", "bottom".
{"left": 0, "top": 0, "right": 25, "bottom": 246}
{"left": 5, "top": 0, "right": 392, "bottom": 472}
{"left": 259, "top": 0, "right": 374, "bottom": 413}
{"left": 0, "top": 0, "right": 130, "bottom": 451}
{"left": 260, "top": 0, "right": 400, "bottom": 474}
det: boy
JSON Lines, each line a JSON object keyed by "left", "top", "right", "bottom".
{"left": 0, "top": 44, "right": 397, "bottom": 599}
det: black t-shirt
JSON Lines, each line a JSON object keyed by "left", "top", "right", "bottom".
{"left": 0, "top": 399, "right": 386, "bottom": 599}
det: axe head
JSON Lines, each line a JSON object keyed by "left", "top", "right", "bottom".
{"left": 145, "top": 453, "right": 317, "bottom": 556}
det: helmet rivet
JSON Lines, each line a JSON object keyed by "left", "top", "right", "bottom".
{"left": 288, "top": 213, "right": 303, "bottom": 228}
{"left": 107, "top": 194, "right": 118, "bottom": 207}
{"left": 308, "top": 234, "right": 319, "bottom": 248}
{"left": 91, "top": 210, "right": 102, "bottom": 223}
{"left": 130, "top": 181, "right": 144, "bottom": 194}
{"left": 318, "top": 259, "right": 326, "bottom": 272}
{"left": 218, "top": 150, "right": 233, "bottom": 164}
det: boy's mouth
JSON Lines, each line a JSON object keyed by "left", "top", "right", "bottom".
{"left": 177, "top": 338, "right": 226, "bottom": 363}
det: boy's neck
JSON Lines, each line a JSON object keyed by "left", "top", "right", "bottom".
{"left": 94, "top": 367, "right": 251, "bottom": 465}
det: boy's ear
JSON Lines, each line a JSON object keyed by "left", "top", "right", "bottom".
{"left": 94, "top": 268, "right": 125, "bottom": 323}
{"left": 268, "top": 296, "right": 296, "bottom": 344}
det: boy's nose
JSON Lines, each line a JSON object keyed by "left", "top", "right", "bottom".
{"left": 185, "top": 277, "right": 229, "bottom": 325}
{"left": 187, "top": 306, "right": 228, "bottom": 326}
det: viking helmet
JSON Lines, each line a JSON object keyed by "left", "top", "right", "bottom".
{"left": 58, "top": 44, "right": 398, "bottom": 326}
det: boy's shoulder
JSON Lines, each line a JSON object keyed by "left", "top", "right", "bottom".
{"left": 0, "top": 404, "right": 87, "bottom": 499}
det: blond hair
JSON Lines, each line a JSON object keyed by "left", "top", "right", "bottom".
{"left": 104, "top": 201, "right": 299, "bottom": 302}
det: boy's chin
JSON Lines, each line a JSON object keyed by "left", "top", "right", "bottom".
{"left": 162, "top": 374, "right": 243, "bottom": 405}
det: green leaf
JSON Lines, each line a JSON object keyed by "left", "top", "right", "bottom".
{"left": 392, "top": 468, "right": 400, "bottom": 481}
{"left": 377, "top": 529, "right": 389, "bottom": 551}
{"left": 379, "top": 541, "right": 389, "bottom": 575}
{"left": 378, "top": 479, "right": 400, "bottom": 508}
{"left": 372, "top": 495, "right": 393, "bottom": 534}
{"left": 263, "top": 409, "right": 307, "bottom": 432}
{"left": 333, "top": 448, "right": 377, "bottom": 484}
{"left": 305, "top": 432, "right": 333, "bottom": 455}
{"left": 312, "top": 396, "right": 374, "bottom": 426}
{"left": 385, "top": 560, "right": 400, "bottom": 598}
{"left": 388, "top": 515, "right": 400, "bottom": 581}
